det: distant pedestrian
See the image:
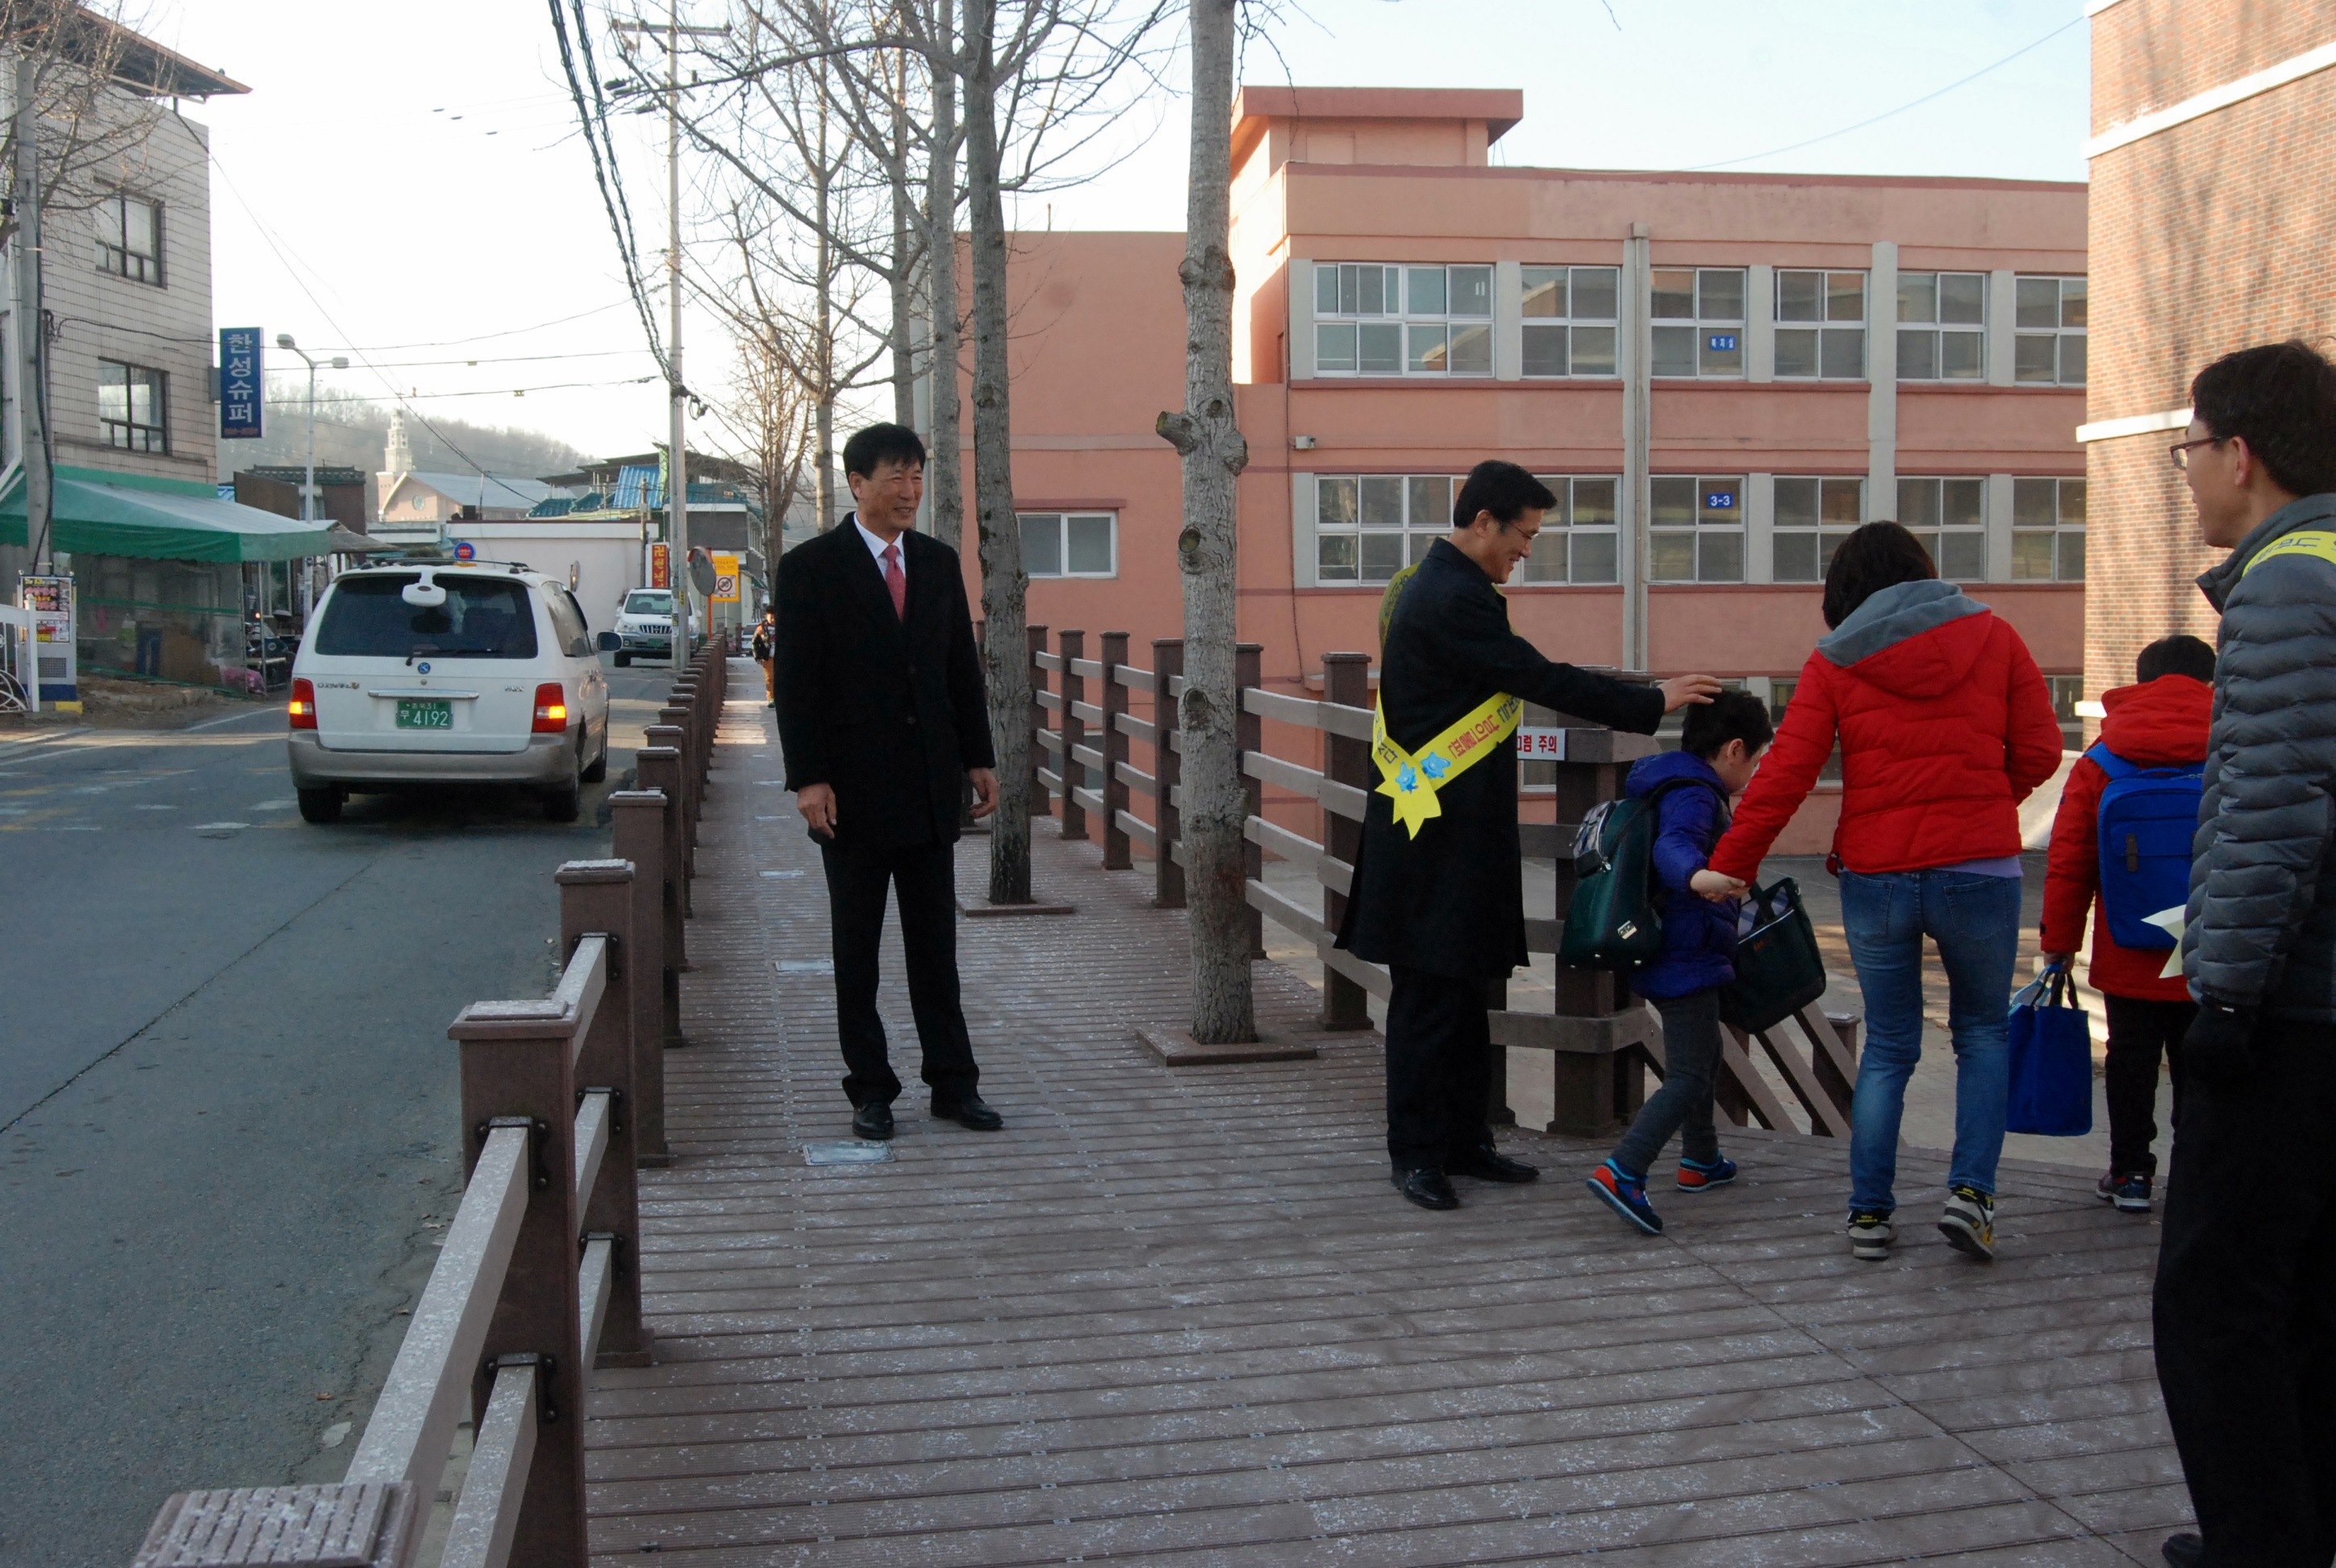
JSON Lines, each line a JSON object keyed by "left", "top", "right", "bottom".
{"left": 2152, "top": 340, "right": 2336, "bottom": 1568}
{"left": 2038, "top": 634, "right": 2213, "bottom": 1213}
{"left": 1703, "top": 522, "right": 2063, "bottom": 1264}
{"left": 1583, "top": 690, "right": 1772, "bottom": 1236}
{"left": 751, "top": 607, "right": 778, "bottom": 703}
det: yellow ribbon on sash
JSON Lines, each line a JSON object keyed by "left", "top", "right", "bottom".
{"left": 2243, "top": 529, "right": 2336, "bottom": 577}
{"left": 1371, "top": 690, "right": 1524, "bottom": 839}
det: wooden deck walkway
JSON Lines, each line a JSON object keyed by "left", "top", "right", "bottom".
{"left": 586, "top": 682, "right": 2192, "bottom": 1566}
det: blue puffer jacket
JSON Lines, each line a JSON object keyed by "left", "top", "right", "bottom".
{"left": 1625, "top": 749, "right": 1740, "bottom": 999}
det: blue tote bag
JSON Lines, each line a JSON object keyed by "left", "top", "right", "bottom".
{"left": 2006, "top": 965, "right": 2094, "bottom": 1136}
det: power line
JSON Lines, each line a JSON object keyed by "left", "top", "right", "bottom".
{"left": 319, "top": 301, "right": 635, "bottom": 353}
{"left": 340, "top": 348, "right": 657, "bottom": 371}
{"left": 1689, "top": 15, "right": 2085, "bottom": 172}
{"left": 264, "top": 376, "right": 657, "bottom": 404}
{"left": 549, "top": 0, "right": 673, "bottom": 384}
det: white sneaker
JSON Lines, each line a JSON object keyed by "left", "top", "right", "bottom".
{"left": 1847, "top": 1209, "right": 1894, "bottom": 1261}
{"left": 1938, "top": 1186, "right": 1996, "bottom": 1261}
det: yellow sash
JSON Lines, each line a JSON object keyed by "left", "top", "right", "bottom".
{"left": 1371, "top": 690, "right": 1524, "bottom": 838}
{"left": 2243, "top": 528, "right": 2336, "bottom": 577}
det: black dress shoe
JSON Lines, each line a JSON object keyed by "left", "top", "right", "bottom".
{"left": 852, "top": 1101, "right": 895, "bottom": 1141}
{"left": 1392, "top": 1166, "right": 1459, "bottom": 1211}
{"left": 1449, "top": 1147, "right": 1540, "bottom": 1183}
{"left": 931, "top": 1095, "right": 1004, "bottom": 1131}
{"left": 2160, "top": 1533, "right": 2202, "bottom": 1568}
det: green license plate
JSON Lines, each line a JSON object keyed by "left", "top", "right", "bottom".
{"left": 396, "top": 699, "right": 453, "bottom": 730}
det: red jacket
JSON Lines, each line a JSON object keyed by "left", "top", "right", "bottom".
{"left": 1711, "top": 582, "right": 2065, "bottom": 882}
{"left": 2039, "top": 675, "right": 2212, "bottom": 1001}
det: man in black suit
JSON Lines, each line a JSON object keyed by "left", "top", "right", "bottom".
{"left": 1337, "top": 461, "right": 1720, "bottom": 1211}
{"left": 775, "top": 423, "right": 1004, "bottom": 1139}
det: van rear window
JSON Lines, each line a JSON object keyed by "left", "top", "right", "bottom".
{"left": 316, "top": 575, "right": 539, "bottom": 660}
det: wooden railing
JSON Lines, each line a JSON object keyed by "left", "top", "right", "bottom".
{"left": 1025, "top": 630, "right": 1859, "bottom": 1141}
{"left": 131, "top": 648, "right": 730, "bottom": 1568}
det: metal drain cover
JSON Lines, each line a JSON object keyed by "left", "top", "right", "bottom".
{"left": 804, "top": 1141, "right": 894, "bottom": 1166}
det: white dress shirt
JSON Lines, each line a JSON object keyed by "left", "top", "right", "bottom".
{"left": 852, "top": 514, "right": 907, "bottom": 583}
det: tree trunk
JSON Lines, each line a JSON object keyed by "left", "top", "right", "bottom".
{"left": 1159, "top": 0, "right": 1252, "bottom": 1043}
{"left": 813, "top": 95, "right": 839, "bottom": 533}
{"left": 924, "top": 0, "right": 964, "bottom": 553}
{"left": 886, "top": 52, "right": 916, "bottom": 426}
{"left": 965, "top": 0, "right": 1031, "bottom": 904}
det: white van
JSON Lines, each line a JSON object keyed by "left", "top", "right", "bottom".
{"left": 288, "top": 561, "right": 612, "bottom": 824}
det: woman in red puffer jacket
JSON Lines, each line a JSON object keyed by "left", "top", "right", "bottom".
{"left": 1705, "top": 523, "right": 2065, "bottom": 1266}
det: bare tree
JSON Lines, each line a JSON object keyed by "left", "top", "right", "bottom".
{"left": 0, "top": 1, "right": 173, "bottom": 252}
{"left": 1157, "top": 0, "right": 1249, "bottom": 1040}
{"left": 918, "top": 0, "right": 965, "bottom": 553}
{"left": 732, "top": 318, "right": 816, "bottom": 566}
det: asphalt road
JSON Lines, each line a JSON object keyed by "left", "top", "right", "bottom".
{"left": 0, "top": 657, "right": 681, "bottom": 1568}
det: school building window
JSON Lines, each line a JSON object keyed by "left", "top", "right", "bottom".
{"left": 1771, "top": 477, "right": 1864, "bottom": 582}
{"left": 1018, "top": 512, "right": 1116, "bottom": 578}
{"left": 1650, "top": 474, "right": 1744, "bottom": 582}
{"left": 2015, "top": 276, "right": 2087, "bottom": 386}
{"left": 1897, "top": 476, "right": 1988, "bottom": 582}
{"left": 98, "top": 359, "right": 168, "bottom": 452}
{"left": 2013, "top": 477, "right": 2084, "bottom": 581}
{"left": 94, "top": 193, "right": 163, "bottom": 285}
{"left": 1517, "top": 475, "right": 1620, "bottom": 584}
{"left": 1314, "top": 263, "right": 1493, "bottom": 377}
{"left": 1315, "top": 473, "right": 1460, "bottom": 584}
{"left": 1897, "top": 272, "right": 1986, "bottom": 381}
{"left": 1650, "top": 269, "right": 1745, "bottom": 378}
{"left": 2046, "top": 673, "right": 2086, "bottom": 750}
{"left": 1520, "top": 265, "right": 1620, "bottom": 378}
{"left": 1775, "top": 270, "right": 1867, "bottom": 380}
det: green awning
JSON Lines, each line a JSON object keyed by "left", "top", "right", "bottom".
{"left": 0, "top": 464, "right": 334, "bottom": 562}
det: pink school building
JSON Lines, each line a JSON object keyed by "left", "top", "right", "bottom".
{"left": 966, "top": 87, "right": 2089, "bottom": 849}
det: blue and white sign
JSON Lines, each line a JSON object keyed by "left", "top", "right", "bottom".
{"left": 453, "top": 541, "right": 477, "bottom": 561}
{"left": 219, "top": 328, "right": 263, "bottom": 440}
{"left": 1706, "top": 332, "right": 1738, "bottom": 352}
{"left": 1705, "top": 490, "right": 1738, "bottom": 511}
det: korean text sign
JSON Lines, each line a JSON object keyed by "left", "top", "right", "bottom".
{"left": 219, "top": 328, "right": 263, "bottom": 440}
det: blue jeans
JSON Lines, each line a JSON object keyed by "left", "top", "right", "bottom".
{"left": 1838, "top": 868, "right": 2021, "bottom": 1213}
{"left": 1612, "top": 990, "right": 1723, "bottom": 1177}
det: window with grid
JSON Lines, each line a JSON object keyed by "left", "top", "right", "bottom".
{"left": 1516, "top": 476, "right": 1620, "bottom": 584}
{"left": 1775, "top": 270, "right": 1867, "bottom": 379}
{"left": 1768, "top": 678, "right": 1845, "bottom": 779}
{"left": 1771, "top": 477, "right": 1864, "bottom": 582}
{"left": 94, "top": 194, "right": 162, "bottom": 285}
{"left": 1520, "top": 266, "right": 1620, "bottom": 378}
{"left": 1650, "top": 475, "right": 1744, "bottom": 582}
{"left": 2046, "top": 674, "right": 2086, "bottom": 751}
{"left": 1650, "top": 269, "right": 1745, "bottom": 378}
{"left": 1314, "top": 264, "right": 1493, "bottom": 377}
{"left": 98, "top": 359, "right": 167, "bottom": 452}
{"left": 1315, "top": 474, "right": 1458, "bottom": 584}
{"left": 2012, "top": 477, "right": 2084, "bottom": 581}
{"left": 1897, "top": 477, "right": 1988, "bottom": 582}
{"left": 1017, "top": 512, "right": 1116, "bottom": 578}
{"left": 2015, "top": 276, "right": 2087, "bottom": 386}
{"left": 1896, "top": 272, "right": 1985, "bottom": 381}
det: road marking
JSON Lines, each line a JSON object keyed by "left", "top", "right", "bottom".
{"left": 194, "top": 822, "right": 249, "bottom": 838}
{"left": 250, "top": 799, "right": 295, "bottom": 811}
{"left": 134, "top": 804, "right": 178, "bottom": 811}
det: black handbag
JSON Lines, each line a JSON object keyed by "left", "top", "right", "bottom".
{"left": 1720, "top": 878, "right": 1829, "bottom": 1034}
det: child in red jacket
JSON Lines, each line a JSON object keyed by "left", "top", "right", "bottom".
{"left": 2040, "top": 635, "right": 2215, "bottom": 1213}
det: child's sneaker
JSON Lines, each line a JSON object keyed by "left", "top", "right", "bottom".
{"left": 1939, "top": 1185, "right": 1996, "bottom": 1261}
{"left": 1847, "top": 1209, "right": 1894, "bottom": 1261}
{"left": 1676, "top": 1156, "right": 1737, "bottom": 1192}
{"left": 2096, "top": 1170, "right": 2153, "bottom": 1213}
{"left": 1585, "top": 1159, "right": 1663, "bottom": 1236}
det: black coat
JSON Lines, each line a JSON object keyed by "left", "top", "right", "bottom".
{"left": 1335, "top": 539, "right": 1666, "bottom": 978}
{"left": 774, "top": 518, "right": 995, "bottom": 849}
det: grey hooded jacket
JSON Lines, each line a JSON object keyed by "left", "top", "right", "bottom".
{"left": 2184, "top": 491, "right": 2336, "bottom": 1018}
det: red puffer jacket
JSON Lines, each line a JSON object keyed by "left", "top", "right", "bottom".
{"left": 1709, "top": 581, "right": 2065, "bottom": 881}
{"left": 2039, "top": 674, "right": 2212, "bottom": 1001}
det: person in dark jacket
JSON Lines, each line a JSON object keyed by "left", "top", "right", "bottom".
{"left": 2151, "top": 340, "right": 2336, "bottom": 1568}
{"left": 1584, "top": 690, "right": 1773, "bottom": 1236}
{"left": 1335, "top": 461, "right": 1720, "bottom": 1212}
{"left": 2038, "top": 634, "right": 2214, "bottom": 1212}
{"left": 774, "top": 423, "right": 1003, "bottom": 1141}
{"left": 750, "top": 607, "right": 778, "bottom": 703}
{"left": 1707, "top": 523, "right": 2063, "bottom": 1264}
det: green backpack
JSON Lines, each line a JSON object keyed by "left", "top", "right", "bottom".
{"left": 1558, "top": 778, "right": 1722, "bottom": 972}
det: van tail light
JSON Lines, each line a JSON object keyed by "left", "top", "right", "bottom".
{"left": 289, "top": 678, "right": 318, "bottom": 730}
{"left": 532, "top": 682, "right": 569, "bottom": 734}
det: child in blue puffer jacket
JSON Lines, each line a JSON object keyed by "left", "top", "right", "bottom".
{"left": 1585, "top": 690, "right": 1774, "bottom": 1236}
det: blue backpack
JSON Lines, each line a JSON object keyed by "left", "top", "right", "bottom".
{"left": 2088, "top": 744, "right": 2203, "bottom": 949}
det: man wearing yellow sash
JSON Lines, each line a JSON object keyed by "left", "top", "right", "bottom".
{"left": 1337, "top": 461, "right": 1721, "bottom": 1211}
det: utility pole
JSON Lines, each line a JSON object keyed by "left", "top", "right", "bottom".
{"left": 15, "top": 53, "right": 48, "bottom": 581}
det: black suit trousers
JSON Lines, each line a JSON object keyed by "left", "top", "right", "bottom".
{"left": 819, "top": 833, "right": 981, "bottom": 1107}
{"left": 2152, "top": 1022, "right": 2336, "bottom": 1566}
{"left": 1384, "top": 965, "right": 1499, "bottom": 1171}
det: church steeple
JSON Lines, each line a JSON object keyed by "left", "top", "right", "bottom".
{"left": 384, "top": 408, "right": 413, "bottom": 473}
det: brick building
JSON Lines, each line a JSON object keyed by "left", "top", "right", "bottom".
{"left": 2080, "top": 0, "right": 2336, "bottom": 717}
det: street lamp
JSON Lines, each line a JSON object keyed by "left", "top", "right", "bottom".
{"left": 273, "top": 333, "right": 348, "bottom": 525}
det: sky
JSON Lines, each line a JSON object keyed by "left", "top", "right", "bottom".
{"left": 152, "top": 1, "right": 2092, "bottom": 476}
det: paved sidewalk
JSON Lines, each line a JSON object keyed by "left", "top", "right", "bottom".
{"left": 585, "top": 671, "right": 2190, "bottom": 1566}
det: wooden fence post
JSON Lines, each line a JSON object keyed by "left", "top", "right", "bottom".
{"left": 1058, "top": 628, "right": 1087, "bottom": 840}
{"left": 1099, "top": 632, "right": 1132, "bottom": 870}
{"left": 657, "top": 702, "right": 699, "bottom": 861}
{"left": 1153, "top": 638, "right": 1185, "bottom": 909}
{"left": 637, "top": 740, "right": 690, "bottom": 996}
{"left": 1319, "top": 651, "right": 1372, "bottom": 1031}
{"left": 1027, "top": 624, "right": 1049, "bottom": 817}
{"left": 1236, "top": 642, "right": 1264, "bottom": 957}
{"left": 556, "top": 861, "right": 650, "bottom": 1368}
{"left": 607, "top": 790, "right": 671, "bottom": 1165}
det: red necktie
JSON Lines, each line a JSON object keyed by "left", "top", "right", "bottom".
{"left": 882, "top": 542, "right": 906, "bottom": 620}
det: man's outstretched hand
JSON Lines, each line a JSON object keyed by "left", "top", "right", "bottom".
{"left": 1658, "top": 673, "right": 1725, "bottom": 712}
{"left": 968, "top": 767, "right": 999, "bottom": 819}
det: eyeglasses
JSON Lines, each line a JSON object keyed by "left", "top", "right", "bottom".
{"left": 2170, "top": 436, "right": 2222, "bottom": 471}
